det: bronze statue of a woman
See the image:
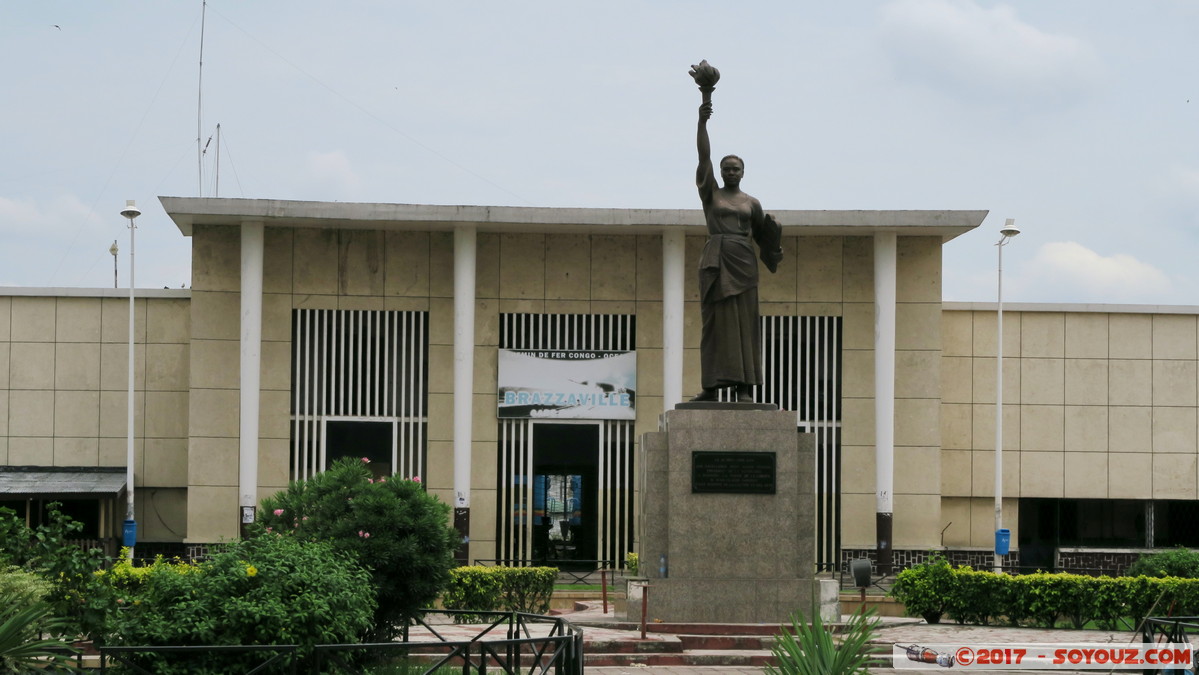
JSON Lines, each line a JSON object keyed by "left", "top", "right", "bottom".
{"left": 688, "top": 60, "right": 782, "bottom": 402}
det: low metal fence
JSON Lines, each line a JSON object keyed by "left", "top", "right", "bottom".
{"left": 99, "top": 644, "right": 298, "bottom": 673}
{"left": 1140, "top": 616, "right": 1199, "bottom": 675}
{"left": 96, "top": 609, "right": 582, "bottom": 675}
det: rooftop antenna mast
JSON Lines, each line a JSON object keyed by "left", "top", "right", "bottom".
{"left": 196, "top": 0, "right": 207, "bottom": 195}
{"left": 215, "top": 123, "right": 221, "bottom": 197}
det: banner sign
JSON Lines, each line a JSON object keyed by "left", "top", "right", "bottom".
{"left": 498, "top": 349, "right": 636, "bottom": 420}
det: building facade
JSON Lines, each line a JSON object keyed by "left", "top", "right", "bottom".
{"left": 0, "top": 197, "right": 1191, "bottom": 573}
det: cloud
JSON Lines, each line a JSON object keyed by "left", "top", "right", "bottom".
{"left": 1166, "top": 165, "right": 1199, "bottom": 200}
{"left": 878, "top": 0, "right": 1102, "bottom": 103}
{"left": 304, "top": 150, "right": 360, "bottom": 198}
{"left": 1014, "top": 241, "right": 1172, "bottom": 303}
{"left": 0, "top": 194, "right": 102, "bottom": 239}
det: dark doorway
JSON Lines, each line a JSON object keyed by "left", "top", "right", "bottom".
{"left": 1018, "top": 498, "right": 1059, "bottom": 572}
{"left": 532, "top": 423, "right": 598, "bottom": 567}
{"left": 326, "top": 420, "right": 392, "bottom": 479}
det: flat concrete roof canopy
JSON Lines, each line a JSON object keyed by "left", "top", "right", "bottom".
{"left": 161, "top": 197, "right": 986, "bottom": 241}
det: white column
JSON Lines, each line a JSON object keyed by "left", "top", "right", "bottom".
{"left": 873, "top": 233, "right": 897, "bottom": 569}
{"left": 453, "top": 226, "right": 477, "bottom": 510}
{"left": 239, "top": 221, "right": 264, "bottom": 530}
{"left": 662, "top": 229, "right": 686, "bottom": 409}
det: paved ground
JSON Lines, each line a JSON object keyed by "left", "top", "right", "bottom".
{"left": 560, "top": 601, "right": 1150, "bottom": 674}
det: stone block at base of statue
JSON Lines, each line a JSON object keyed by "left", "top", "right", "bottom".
{"left": 635, "top": 408, "right": 816, "bottom": 623}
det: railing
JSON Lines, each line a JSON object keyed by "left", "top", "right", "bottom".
{"left": 1140, "top": 617, "right": 1199, "bottom": 675}
{"left": 67, "top": 536, "right": 118, "bottom": 558}
{"left": 97, "top": 609, "right": 582, "bottom": 675}
{"left": 99, "top": 644, "right": 298, "bottom": 674}
{"left": 321, "top": 610, "right": 582, "bottom": 675}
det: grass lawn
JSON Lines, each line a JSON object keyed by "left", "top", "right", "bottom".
{"left": 553, "top": 583, "right": 605, "bottom": 592}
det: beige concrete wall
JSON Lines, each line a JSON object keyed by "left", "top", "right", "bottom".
{"left": 940, "top": 309, "right": 1199, "bottom": 548}
{"left": 834, "top": 237, "right": 945, "bottom": 550}
{"left": 185, "top": 225, "right": 672, "bottom": 553}
{"left": 183, "top": 223, "right": 945, "bottom": 556}
{"left": 0, "top": 292, "right": 190, "bottom": 541}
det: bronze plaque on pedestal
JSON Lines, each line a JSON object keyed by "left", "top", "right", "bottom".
{"left": 691, "top": 451, "right": 776, "bottom": 494}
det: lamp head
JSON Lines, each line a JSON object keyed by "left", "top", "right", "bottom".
{"left": 120, "top": 200, "right": 141, "bottom": 220}
{"left": 999, "top": 218, "right": 1020, "bottom": 239}
{"left": 109, "top": 240, "right": 118, "bottom": 256}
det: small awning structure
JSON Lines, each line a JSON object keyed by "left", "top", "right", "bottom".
{"left": 0, "top": 466, "right": 126, "bottom": 500}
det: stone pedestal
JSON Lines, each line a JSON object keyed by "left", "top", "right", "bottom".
{"left": 637, "top": 408, "right": 815, "bottom": 623}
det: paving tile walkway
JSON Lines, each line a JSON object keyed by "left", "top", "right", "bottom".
{"left": 401, "top": 601, "right": 1177, "bottom": 674}
{"left": 564, "top": 603, "right": 1153, "bottom": 674}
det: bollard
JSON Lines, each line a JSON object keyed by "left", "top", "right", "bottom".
{"left": 601, "top": 568, "right": 608, "bottom": 614}
{"left": 640, "top": 583, "right": 649, "bottom": 640}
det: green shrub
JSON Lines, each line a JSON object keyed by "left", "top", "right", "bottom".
{"left": 1003, "top": 571, "right": 1097, "bottom": 628}
{"left": 499, "top": 567, "right": 556, "bottom": 614}
{"left": 1090, "top": 576, "right": 1136, "bottom": 630}
{"left": 765, "top": 608, "right": 882, "bottom": 675}
{"left": 442, "top": 566, "right": 557, "bottom": 622}
{"left": 890, "top": 554, "right": 955, "bottom": 623}
{"left": 625, "top": 552, "right": 639, "bottom": 576}
{"left": 0, "top": 566, "right": 53, "bottom": 609}
{"left": 945, "top": 568, "right": 1008, "bottom": 625}
{"left": 0, "top": 600, "right": 80, "bottom": 673}
{"left": 1058, "top": 574, "right": 1103, "bottom": 629}
{"left": 1126, "top": 547, "right": 1199, "bottom": 578}
{"left": 442, "top": 566, "right": 504, "bottom": 623}
{"left": 0, "top": 504, "right": 108, "bottom": 638}
{"left": 107, "top": 535, "right": 374, "bottom": 674}
{"left": 893, "top": 567, "right": 1199, "bottom": 630}
{"left": 258, "top": 457, "right": 460, "bottom": 640}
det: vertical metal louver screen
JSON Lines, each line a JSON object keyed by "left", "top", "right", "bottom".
{"left": 597, "top": 420, "right": 634, "bottom": 567}
{"left": 496, "top": 313, "right": 636, "bottom": 565}
{"left": 760, "top": 315, "right": 843, "bottom": 571}
{"left": 290, "top": 309, "right": 428, "bottom": 481}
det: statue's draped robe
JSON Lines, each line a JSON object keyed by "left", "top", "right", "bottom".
{"left": 696, "top": 170, "right": 782, "bottom": 390}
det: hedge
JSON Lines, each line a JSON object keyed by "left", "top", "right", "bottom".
{"left": 442, "top": 566, "right": 557, "bottom": 623}
{"left": 892, "top": 564, "right": 1199, "bottom": 629}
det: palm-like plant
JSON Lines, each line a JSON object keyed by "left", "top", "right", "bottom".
{"left": 0, "top": 601, "right": 80, "bottom": 673}
{"left": 766, "top": 608, "right": 883, "bottom": 675}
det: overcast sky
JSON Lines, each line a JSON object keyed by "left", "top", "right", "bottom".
{"left": 2, "top": 1, "right": 1197, "bottom": 305}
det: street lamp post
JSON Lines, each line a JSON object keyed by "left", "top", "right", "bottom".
{"left": 995, "top": 219, "right": 1020, "bottom": 573}
{"left": 109, "top": 240, "right": 118, "bottom": 288}
{"left": 121, "top": 200, "right": 141, "bottom": 560}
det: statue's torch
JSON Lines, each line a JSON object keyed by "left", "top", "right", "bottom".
{"left": 689, "top": 60, "right": 720, "bottom": 105}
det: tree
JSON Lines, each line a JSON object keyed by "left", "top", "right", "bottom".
{"left": 258, "top": 457, "right": 460, "bottom": 640}
{"left": 0, "top": 504, "right": 108, "bottom": 638}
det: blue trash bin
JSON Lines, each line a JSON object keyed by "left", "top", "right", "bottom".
{"left": 122, "top": 519, "right": 137, "bottom": 548}
{"left": 995, "top": 528, "right": 1010, "bottom": 556}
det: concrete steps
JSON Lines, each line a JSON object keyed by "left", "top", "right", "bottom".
{"left": 585, "top": 649, "right": 775, "bottom": 667}
{"left": 577, "top": 620, "right": 779, "bottom": 668}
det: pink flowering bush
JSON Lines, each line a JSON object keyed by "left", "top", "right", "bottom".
{"left": 257, "top": 457, "right": 458, "bottom": 640}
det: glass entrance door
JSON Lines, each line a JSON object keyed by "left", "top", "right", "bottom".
{"left": 496, "top": 419, "right": 633, "bottom": 567}
{"left": 533, "top": 423, "right": 598, "bottom": 565}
